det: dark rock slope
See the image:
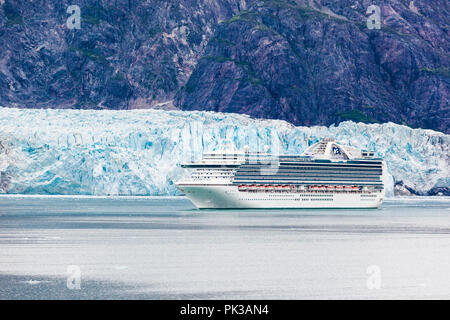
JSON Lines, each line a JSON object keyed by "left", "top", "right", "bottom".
{"left": 176, "top": 0, "right": 450, "bottom": 133}
{"left": 0, "top": 0, "right": 449, "bottom": 133}
{"left": 0, "top": 0, "right": 243, "bottom": 109}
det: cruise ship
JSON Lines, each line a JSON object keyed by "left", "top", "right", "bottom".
{"left": 175, "top": 138, "right": 387, "bottom": 209}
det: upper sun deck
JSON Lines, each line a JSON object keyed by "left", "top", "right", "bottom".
{"left": 180, "top": 143, "right": 245, "bottom": 168}
{"left": 180, "top": 138, "right": 381, "bottom": 168}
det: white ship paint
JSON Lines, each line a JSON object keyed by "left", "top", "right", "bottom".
{"left": 176, "top": 138, "right": 387, "bottom": 209}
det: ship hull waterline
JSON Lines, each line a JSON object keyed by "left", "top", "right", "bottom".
{"left": 176, "top": 184, "right": 383, "bottom": 209}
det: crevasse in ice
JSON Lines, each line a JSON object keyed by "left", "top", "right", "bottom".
{"left": 0, "top": 107, "right": 448, "bottom": 196}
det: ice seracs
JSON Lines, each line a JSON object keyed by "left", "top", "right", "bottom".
{"left": 0, "top": 107, "right": 447, "bottom": 196}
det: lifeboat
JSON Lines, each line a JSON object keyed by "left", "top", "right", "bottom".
{"left": 311, "top": 185, "right": 319, "bottom": 190}
{"left": 326, "top": 185, "right": 335, "bottom": 190}
{"left": 351, "top": 186, "right": 359, "bottom": 190}
{"left": 265, "top": 185, "right": 274, "bottom": 190}
{"left": 238, "top": 185, "right": 247, "bottom": 191}
{"left": 344, "top": 186, "right": 353, "bottom": 190}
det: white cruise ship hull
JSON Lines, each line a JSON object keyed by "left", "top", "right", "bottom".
{"left": 177, "top": 184, "right": 384, "bottom": 209}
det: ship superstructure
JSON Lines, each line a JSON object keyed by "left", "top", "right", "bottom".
{"left": 175, "top": 138, "right": 386, "bottom": 209}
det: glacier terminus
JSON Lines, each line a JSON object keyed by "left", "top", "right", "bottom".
{"left": 0, "top": 107, "right": 448, "bottom": 197}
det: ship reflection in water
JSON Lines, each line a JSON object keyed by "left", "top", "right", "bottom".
{"left": 0, "top": 195, "right": 449, "bottom": 299}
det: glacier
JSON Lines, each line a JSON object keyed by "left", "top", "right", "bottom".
{"left": 0, "top": 107, "right": 448, "bottom": 196}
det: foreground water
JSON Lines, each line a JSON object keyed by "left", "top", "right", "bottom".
{"left": 0, "top": 195, "right": 449, "bottom": 299}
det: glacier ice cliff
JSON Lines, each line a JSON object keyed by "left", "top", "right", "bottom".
{"left": 0, "top": 107, "right": 448, "bottom": 196}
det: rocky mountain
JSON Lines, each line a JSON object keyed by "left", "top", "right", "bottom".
{"left": 0, "top": 0, "right": 244, "bottom": 109}
{"left": 0, "top": 0, "right": 449, "bottom": 133}
{"left": 176, "top": 0, "right": 450, "bottom": 133}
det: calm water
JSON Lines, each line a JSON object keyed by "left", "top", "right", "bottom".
{"left": 0, "top": 195, "right": 449, "bottom": 299}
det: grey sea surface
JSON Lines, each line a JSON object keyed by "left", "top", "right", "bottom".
{"left": 0, "top": 195, "right": 449, "bottom": 299}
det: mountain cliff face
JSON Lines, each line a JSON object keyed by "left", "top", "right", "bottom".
{"left": 0, "top": 0, "right": 449, "bottom": 132}
{"left": 0, "top": 0, "right": 244, "bottom": 109}
{"left": 176, "top": 0, "right": 450, "bottom": 133}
